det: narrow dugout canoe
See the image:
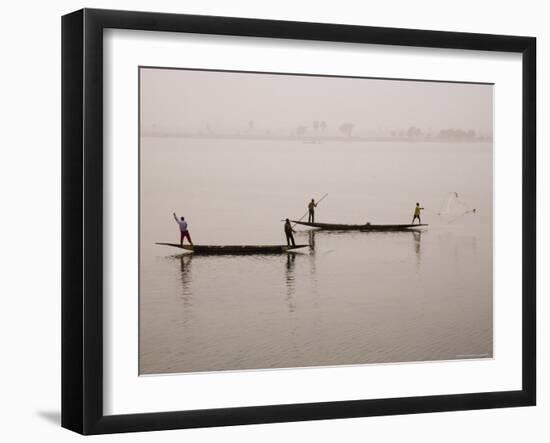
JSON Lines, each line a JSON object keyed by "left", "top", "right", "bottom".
{"left": 291, "top": 221, "right": 428, "bottom": 231}
{"left": 156, "top": 243, "right": 309, "bottom": 254}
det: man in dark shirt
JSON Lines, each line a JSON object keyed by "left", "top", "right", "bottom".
{"left": 284, "top": 218, "right": 296, "bottom": 246}
{"left": 308, "top": 198, "right": 317, "bottom": 223}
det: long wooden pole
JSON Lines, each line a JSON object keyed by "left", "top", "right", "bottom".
{"left": 292, "top": 193, "right": 328, "bottom": 227}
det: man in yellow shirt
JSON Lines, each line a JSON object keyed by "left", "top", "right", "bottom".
{"left": 412, "top": 202, "right": 424, "bottom": 224}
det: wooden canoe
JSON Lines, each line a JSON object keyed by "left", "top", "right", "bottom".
{"left": 291, "top": 221, "right": 428, "bottom": 231}
{"left": 156, "top": 243, "right": 309, "bottom": 254}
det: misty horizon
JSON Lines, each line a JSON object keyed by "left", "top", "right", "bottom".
{"left": 140, "top": 67, "right": 493, "bottom": 139}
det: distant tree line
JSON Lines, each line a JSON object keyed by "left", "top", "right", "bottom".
{"left": 390, "top": 126, "right": 483, "bottom": 140}
{"left": 436, "top": 129, "right": 477, "bottom": 140}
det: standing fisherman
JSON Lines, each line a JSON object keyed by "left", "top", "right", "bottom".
{"left": 308, "top": 198, "right": 318, "bottom": 223}
{"left": 284, "top": 218, "right": 296, "bottom": 247}
{"left": 173, "top": 212, "right": 194, "bottom": 246}
{"left": 411, "top": 203, "right": 424, "bottom": 225}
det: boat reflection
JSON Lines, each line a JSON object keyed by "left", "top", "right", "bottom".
{"left": 296, "top": 227, "right": 424, "bottom": 273}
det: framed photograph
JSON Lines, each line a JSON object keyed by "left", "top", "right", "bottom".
{"left": 62, "top": 8, "right": 536, "bottom": 434}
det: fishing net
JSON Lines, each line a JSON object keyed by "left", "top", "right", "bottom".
{"left": 436, "top": 192, "right": 477, "bottom": 220}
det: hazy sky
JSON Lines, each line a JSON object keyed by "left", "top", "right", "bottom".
{"left": 140, "top": 67, "right": 493, "bottom": 135}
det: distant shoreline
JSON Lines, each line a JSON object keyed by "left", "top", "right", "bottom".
{"left": 141, "top": 133, "right": 493, "bottom": 143}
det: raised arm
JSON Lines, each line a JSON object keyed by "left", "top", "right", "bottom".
{"left": 173, "top": 212, "right": 179, "bottom": 222}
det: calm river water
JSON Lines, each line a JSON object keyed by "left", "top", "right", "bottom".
{"left": 139, "top": 138, "right": 493, "bottom": 374}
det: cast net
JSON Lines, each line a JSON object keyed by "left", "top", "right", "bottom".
{"left": 436, "top": 192, "right": 477, "bottom": 221}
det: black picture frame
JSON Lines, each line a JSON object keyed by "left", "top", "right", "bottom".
{"left": 62, "top": 8, "right": 536, "bottom": 435}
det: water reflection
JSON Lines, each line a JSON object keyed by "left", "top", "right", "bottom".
{"left": 285, "top": 253, "right": 296, "bottom": 313}
{"left": 412, "top": 231, "right": 422, "bottom": 272}
{"left": 179, "top": 254, "right": 193, "bottom": 297}
{"left": 147, "top": 220, "right": 490, "bottom": 374}
{"left": 169, "top": 228, "right": 452, "bottom": 355}
{"left": 308, "top": 230, "right": 316, "bottom": 251}
{"left": 297, "top": 227, "right": 425, "bottom": 274}
{"left": 308, "top": 231, "right": 318, "bottom": 299}
{"left": 177, "top": 254, "right": 194, "bottom": 326}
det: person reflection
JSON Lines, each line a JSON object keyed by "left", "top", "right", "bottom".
{"left": 308, "top": 230, "right": 316, "bottom": 252}
{"left": 285, "top": 253, "right": 296, "bottom": 313}
{"left": 179, "top": 254, "right": 193, "bottom": 303}
{"left": 307, "top": 230, "right": 319, "bottom": 304}
{"left": 412, "top": 230, "right": 422, "bottom": 271}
